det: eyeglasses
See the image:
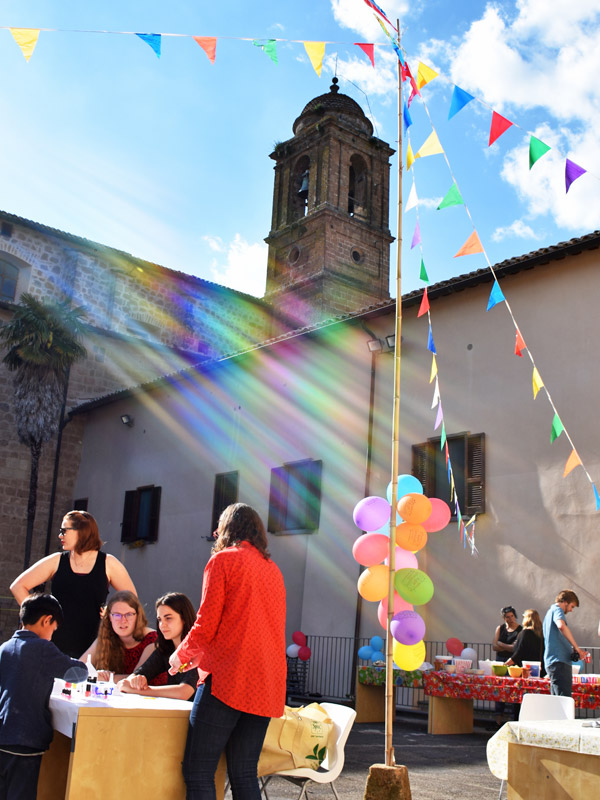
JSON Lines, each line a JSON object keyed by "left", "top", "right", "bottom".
{"left": 110, "top": 612, "right": 137, "bottom": 621}
{"left": 59, "top": 527, "right": 77, "bottom": 535}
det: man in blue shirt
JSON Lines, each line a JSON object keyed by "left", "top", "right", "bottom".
{"left": 543, "top": 589, "right": 588, "bottom": 697}
{"left": 0, "top": 593, "right": 87, "bottom": 800}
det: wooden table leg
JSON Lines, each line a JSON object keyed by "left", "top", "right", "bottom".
{"left": 427, "top": 695, "right": 473, "bottom": 735}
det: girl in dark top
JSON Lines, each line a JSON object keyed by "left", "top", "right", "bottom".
{"left": 506, "top": 609, "right": 545, "bottom": 674}
{"left": 492, "top": 605, "right": 523, "bottom": 726}
{"left": 119, "top": 592, "right": 197, "bottom": 700}
{"left": 10, "top": 510, "right": 136, "bottom": 657}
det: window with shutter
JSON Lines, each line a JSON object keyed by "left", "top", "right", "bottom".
{"left": 211, "top": 471, "right": 239, "bottom": 533}
{"left": 268, "top": 459, "right": 322, "bottom": 534}
{"left": 121, "top": 485, "right": 161, "bottom": 544}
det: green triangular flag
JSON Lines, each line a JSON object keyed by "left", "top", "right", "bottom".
{"left": 440, "top": 423, "right": 447, "bottom": 449}
{"left": 550, "top": 413, "right": 564, "bottom": 443}
{"left": 419, "top": 258, "right": 429, "bottom": 283}
{"left": 253, "top": 39, "right": 278, "bottom": 64}
{"left": 437, "top": 183, "right": 464, "bottom": 209}
{"left": 529, "top": 136, "right": 551, "bottom": 170}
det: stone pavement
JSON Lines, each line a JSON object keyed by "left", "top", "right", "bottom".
{"left": 263, "top": 712, "right": 502, "bottom": 800}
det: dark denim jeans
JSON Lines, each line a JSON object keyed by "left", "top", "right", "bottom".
{"left": 183, "top": 676, "right": 270, "bottom": 800}
{"left": 0, "top": 751, "right": 42, "bottom": 800}
{"left": 547, "top": 661, "right": 572, "bottom": 697}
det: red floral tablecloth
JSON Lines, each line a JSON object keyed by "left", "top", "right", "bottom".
{"left": 423, "top": 671, "right": 600, "bottom": 709}
{"left": 358, "top": 666, "right": 423, "bottom": 688}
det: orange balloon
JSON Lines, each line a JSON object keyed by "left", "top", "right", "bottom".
{"left": 395, "top": 522, "right": 428, "bottom": 552}
{"left": 397, "top": 493, "right": 432, "bottom": 524}
{"left": 357, "top": 565, "right": 389, "bottom": 602}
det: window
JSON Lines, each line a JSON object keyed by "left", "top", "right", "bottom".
{"left": 290, "top": 155, "right": 310, "bottom": 220}
{"left": 412, "top": 433, "right": 485, "bottom": 516}
{"left": 121, "top": 485, "right": 161, "bottom": 544}
{"left": 348, "top": 154, "right": 368, "bottom": 218}
{"left": 0, "top": 258, "right": 18, "bottom": 302}
{"left": 268, "top": 459, "right": 322, "bottom": 534}
{"left": 72, "top": 498, "right": 89, "bottom": 511}
{"left": 211, "top": 471, "right": 239, "bottom": 533}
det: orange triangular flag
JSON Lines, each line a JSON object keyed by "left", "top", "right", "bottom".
{"left": 417, "top": 287, "right": 429, "bottom": 317}
{"left": 563, "top": 449, "right": 582, "bottom": 477}
{"left": 515, "top": 328, "right": 526, "bottom": 357}
{"left": 193, "top": 36, "right": 217, "bottom": 64}
{"left": 489, "top": 111, "right": 513, "bottom": 146}
{"left": 304, "top": 42, "right": 326, "bottom": 76}
{"left": 10, "top": 28, "right": 40, "bottom": 61}
{"left": 454, "top": 231, "right": 484, "bottom": 257}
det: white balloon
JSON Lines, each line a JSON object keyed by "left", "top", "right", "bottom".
{"left": 461, "top": 647, "right": 478, "bottom": 663}
{"left": 287, "top": 644, "right": 300, "bottom": 658}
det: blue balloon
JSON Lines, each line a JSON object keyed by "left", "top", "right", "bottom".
{"left": 387, "top": 475, "right": 423, "bottom": 503}
{"left": 358, "top": 646, "right": 373, "bottom": 661}
{"left": 370, "top": 635, "right": 384, "bottom": 651}
{"left": 371, "top": 651, "right": 385, "bottom": 663}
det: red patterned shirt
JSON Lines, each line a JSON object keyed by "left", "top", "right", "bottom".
{"left": 175, "top": 542, "right": 286, "bottom": 718}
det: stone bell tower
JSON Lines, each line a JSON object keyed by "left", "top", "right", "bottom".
{"left": 264, "top": 77, "right": 394, "bottom": 330}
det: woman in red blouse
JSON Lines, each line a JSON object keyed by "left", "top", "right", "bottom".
{"left": 169, "top": 504, "right": 286, "bottom": 800}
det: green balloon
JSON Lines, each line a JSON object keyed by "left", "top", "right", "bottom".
{"left": 394, "top": 568, "right": 434, "bottom": 605}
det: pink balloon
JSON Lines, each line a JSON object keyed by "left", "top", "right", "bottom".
{"left": 377, "top": 593, "right": 413, "bottom": 629}
{"left": 422, "top": 498, "right": 452, "bottom": 532}
{"left": 292, "top": 631, "right": 306, "bottom": 647}
{"left": 353, "top": 496, "right": 391, "bottom": 532}
{"left": 446, "top": 637, "right": 464, "bottom": 657}
{"left": 352, "top": 533, "right": 390, "bottom": 566}
{"left": 391, "top": 610, "right": 426, "bottom": 646}
{"left": 385, "top": 547, "right": 418, "bottom": 570}
{"left": 298, "top": 646, "right": 311, "bottom": 661}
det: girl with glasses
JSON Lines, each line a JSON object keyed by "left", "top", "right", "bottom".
{"left": 10, "top": 510, "right": 136, "bottom": 657}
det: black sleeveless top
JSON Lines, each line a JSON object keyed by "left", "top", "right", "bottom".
{"left": 51, "top": 551, "right": 109, "bottom": 657}
{"left": 496, "top": 622, "right": 522, "bottom": 663}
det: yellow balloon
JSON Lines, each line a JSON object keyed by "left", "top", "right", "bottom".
{"left": 357, "top": 565, "right": 389, "bottom": 602}
{"left": 393, "top": 639, "right": 426, "bottom": 671}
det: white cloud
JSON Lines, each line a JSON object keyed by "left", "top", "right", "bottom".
{"left": 203, "top": 235, "right": 225, "bottom": 253}
{"left": 491, "top": 219, "right": 538, "bottom": 242}
{"left": 330, "top": 0, "right": 410, "bottom": 41}
{"left": 209, "top": 234, "right": 268, "bottom": 297}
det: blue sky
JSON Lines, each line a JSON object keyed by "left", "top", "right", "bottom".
{"left": 0, "top": 0, "right": 599, "bottom": 297}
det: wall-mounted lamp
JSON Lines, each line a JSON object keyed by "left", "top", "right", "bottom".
{"left": 120, "top": 414, "right": 134, "bottom": 427}
{"left": 366, "top": 339, "right": 383, "bottom": 353}
{"left": 385, "top": 334, "right": 396, "bottom": 350}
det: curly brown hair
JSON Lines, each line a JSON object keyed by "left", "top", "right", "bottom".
{"left": 212, "top": 503, "right": 270, "bottom": 559}
{"left": 94, "top": 591, "right": 148, "bottom": 673}
{"left": 63, "top": 510, "right": 102, "bottom": 554}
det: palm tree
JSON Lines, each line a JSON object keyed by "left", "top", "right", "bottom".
{"left": 0, "top": 293, "right": 87, "bottom": 569}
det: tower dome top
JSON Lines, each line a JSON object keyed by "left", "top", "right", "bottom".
{"left": 293, "top": 77, "right": 373, "bottom": 136}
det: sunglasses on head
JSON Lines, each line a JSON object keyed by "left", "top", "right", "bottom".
{"left": 501, "top": 606, "right": 516, "bottom": 616}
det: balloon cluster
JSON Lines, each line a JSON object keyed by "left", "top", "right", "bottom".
{"left": 447, "top": 639, "right": 478, "bottom": 663}
{"left": 286, "top": 630, "right": 311, "bottom": 661}
{"left": 358, "top": 635, "right": 385, "bottom": 664}
{"left": 352, "top": 475, "right": 451, "bottom": 672}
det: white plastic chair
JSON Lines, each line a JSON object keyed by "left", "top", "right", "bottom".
{"left": 496, "top": 693, "right": 575, "bottom": 799}
{"left": 261, "top": 702, "right": 357, "bottom": 800}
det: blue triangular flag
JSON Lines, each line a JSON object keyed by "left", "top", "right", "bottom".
{"left": 427, "top": 325, "right": 436, "bottom": 354}
{"left": 448, "top": 86, "right": 474, "bottom": 120}
{"left": 136, "top": 33, "right": 161, "bottom": 58}
{"left": 594, "top": 484, "right": 600, "bottom": 511}
{"left": 403, "top": 102, "right": 412, "bottom": 132}
{"left": 486, "top": 280, "right": 505, "bottom": 311}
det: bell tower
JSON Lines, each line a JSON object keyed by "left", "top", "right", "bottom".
{"left": 264, "top": 78, "right": 394, "bottom": 330}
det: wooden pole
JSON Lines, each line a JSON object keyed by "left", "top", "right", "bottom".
{"left": 384, "top": 21, "right": 403, "bottom": 768}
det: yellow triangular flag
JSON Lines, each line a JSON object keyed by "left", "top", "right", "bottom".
{"left": 417, "top": 61, "right": 438, "bottom": 89}
{"left": 449, "top": 472, "right": 455, "bottom": 497}
{"left": 10, "top": 28, "right": 40, "bottom": 62}
{"left": 429, "top": 354, "right": 438, "bottom": 383}
{"left": 303, "top": 42, "right": 325, "bottom": 76}
{"left": 563, "top": 449, "right": 582, "bottom": 477}
{"left": 406, "top": 142, "right": 415, "bottom": 170}
{"left": 415, "top": 131, "right": 444, "bottom": 159}
{"left": 532, "top": 367, "right": 544, "bottom": 399}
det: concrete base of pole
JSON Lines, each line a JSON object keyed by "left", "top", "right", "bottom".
{"left": 363, "top": 764, "right": 412, "bottom": 800}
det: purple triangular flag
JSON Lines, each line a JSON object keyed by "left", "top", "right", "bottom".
{"left": 411, "top": 221, "right": 421, "bottom": 249}
{"left": 434, "top": 402, "right": 443, "bottom": 430}
{"left": 565, "top": 158, "right": 586, "bottom": 193}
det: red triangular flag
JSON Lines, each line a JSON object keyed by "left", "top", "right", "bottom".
{"left": 194, "top": 36, "right": 217, "bottom": 64}
{"left": 514, "top": 328, "right": 526, "bottom": 357}
{"left": 417, "top": 287, "right": 429, "bottom": 317}
{"left": 489, "top": 112, "right": 513, "bottom": 146}
{"left": 354, "top": 43, "right": 375, "bottom": 67}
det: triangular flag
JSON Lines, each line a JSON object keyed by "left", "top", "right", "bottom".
{"left": 489, "top": 112, "right": 513, "bottom": 146}
{"left": 437, "top": 183, "right": 464, "bottom": 210}
{"left": 429, "top": 354, "right": 438, "bottom": 383}
{"left": 448, "top": 86, "right": 474, "bottom": 120}
{"left": 406, "top": 143, "right": 415, "bottom": 170}
{"left": 403, "top": 102, "right": 413, "bottom": 132}
{"left": 431, "top": 378, "right": 440, "bottom": 408}
{"left": 417, "top": 61, "right": 438, "bottom": 89}
{"left": 405, "top": 182, "right": 418, "bottom": 212}
{"left": 193, "top": 36, "right": 217, "bottom": 64}
{"left": 565, "top": 159, "right": 586, "bottom": 193}
{"left": 427, "top": 325, "right": 436, "bottom": 354}
{"left": 253, "top": 39, "right": 278, "bottom": 64}
{"left": 419, "top": 258, "right": 429, "bottom": 284}
{"left": 529, "top": 136, "right": 551, "bottom": 170}
{"left": 593, "top": 484, "right": 600, "bottom": 511}
{"left": 10, "top": 28, "right": 40, "bottom": 62}
{"left": 440, "top": 423, "right": 447, "bottom": 449}
{"left": 411, "top": 221, "right": 421, "bottom": 249}
{"left": 515, "top": 328, "right": 526, "bottom": 357}
{"left": 532, "top": 367, "right": 544, "bottom": 399}
{"left": 444, "top": 440, "right": 449, "bottom": 463}
{"left": 454, "top": 231, "right": 484, "bottom": 257}
{"left": 304, "top": 42, "right": 325, "bottom": 76}
{"left": 354, "top": 43, "right": 375, "bottom": 67}
{"left": 486, "top": 280, "right": 505, "bottom": 311}
{"left": 415, "top": 131, "right": 444, "bottom": 158}
{"left": 417, "top": 288, "right": 430, "bottom": 317}
{"left": 550, "top": 413, "right": 564, "bottom": 443}
{"left": 136, "top": 33, "right": 161, "bottom": 58}
{"left": 434, "top": 402, "right": 443, "bottom": 430}
{"left": 563, "top": 449, "right": 581, "bottom": 477}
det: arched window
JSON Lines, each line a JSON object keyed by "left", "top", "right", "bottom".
{"left": 290, "top": 156, "right": 310, "bottom": 220}
{"left": 0, "top": 257, "right": 18, "bottom": 302}
{"left": 348, "top": 154, "right": 368, "bottom": 218}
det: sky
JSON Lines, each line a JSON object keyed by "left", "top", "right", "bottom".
{"left": 0, "top": 0, "right": 599, "bottom": 298}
